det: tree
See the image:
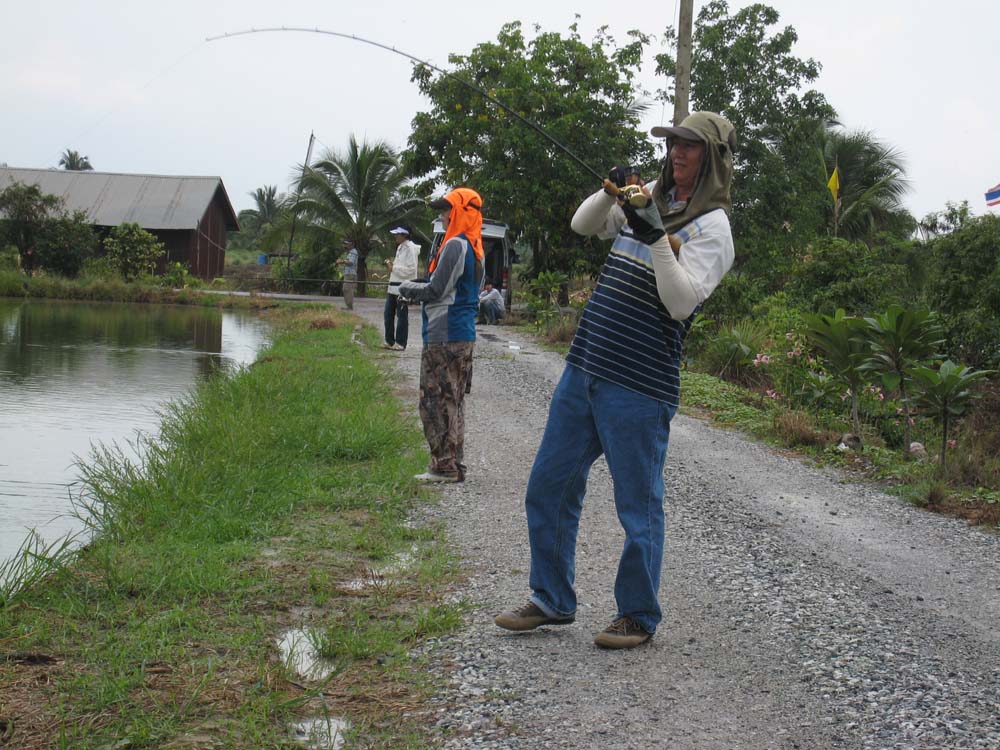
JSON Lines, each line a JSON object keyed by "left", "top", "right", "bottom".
{"left": 656, "top": 2, "right": 836, "bottom": 281}
{"left": 103, "top": 223, "right": 165, "bottom": 280}
{"left": 233, "top": 185, "right": 288, "bottom": 251}
{"left": 291, "top": 136, "right": 423, "bottom": 292}
{"left": 0, "top": 181, "right": 63, "bottom": 272}
{"left": 820, "top": 126, "right": 912, "bottom": 242}
{"left": 922, "top": 213, "right": 1000, "bottom": 368}
{"left": 35, "top": 210, "right": 100, "bottom": 277}
{"left": 58, "top": 149, "right": 93, "bottom": 171}
{"left": 405, "top": 21, "right": 654, "bottom": 277}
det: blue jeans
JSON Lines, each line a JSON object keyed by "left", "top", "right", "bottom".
{"left": 526, "top": 365, "right": 676, "bottom": 633}
{"left": 383, "top": 293, "right": 409, "bottom": 348}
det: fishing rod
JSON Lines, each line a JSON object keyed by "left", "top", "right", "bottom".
{"left": 205, "top": 26, "right": 606, "bottom": 183}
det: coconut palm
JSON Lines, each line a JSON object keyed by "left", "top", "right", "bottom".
{"left": 58, "top": 149, "right": 93, "bottom": 171}
{"left": 291, "top": 135, "right": 424, "bottom": 290}
{"left": 820, "top": 128, "right": 912, "bottom": 241}
{"left": 237, "top": 185, "right": 286, "bottom": 239}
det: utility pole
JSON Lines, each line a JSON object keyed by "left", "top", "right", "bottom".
{"left": 674, "top": 0, "right": 695, "bottom": 125}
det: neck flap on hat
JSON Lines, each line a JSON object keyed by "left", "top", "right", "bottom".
{"left": 430, "top": 187, "right": 484, "bottom": 273}
{"left": 651, "top": 111, "right": 737, "bottom": 236}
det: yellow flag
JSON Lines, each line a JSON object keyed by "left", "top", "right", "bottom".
{"left": 827, "top": 166, "right": 840, "bottom": 201}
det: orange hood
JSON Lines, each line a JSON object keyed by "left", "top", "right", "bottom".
{"left": 430, "top": 187, "right": 484, "bottom": 273}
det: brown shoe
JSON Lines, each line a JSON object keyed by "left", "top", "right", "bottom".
{"left": 495, "top": 601, "right": 575, "bottom": 631}
{"left": 593, "top": 616, "right": 652, "bottom": 649}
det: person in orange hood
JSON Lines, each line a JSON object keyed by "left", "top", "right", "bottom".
{"left": 399, "top": 188, "right": 485, "bottom": 482}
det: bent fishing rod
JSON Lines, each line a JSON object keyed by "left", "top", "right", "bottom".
{"left": 205, "top": 26, "right": 606, "bottom": 183}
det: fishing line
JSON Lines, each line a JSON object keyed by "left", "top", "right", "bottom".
{"left": 205, "top": 26, "right": 605, "bottom": 182}
{"left": 68, "top": 39, "right": 206, "bottom": 145}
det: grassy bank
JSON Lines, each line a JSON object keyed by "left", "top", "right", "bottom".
{"left": 0, "top": 269, "right": 274, "bottom": 309}
{"left": 0, "top": 307, "right": 459, "bottom": 749}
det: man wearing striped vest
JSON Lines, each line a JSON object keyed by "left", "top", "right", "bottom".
{"left": 496, "top": 112, "right": 737, "bottom": 649}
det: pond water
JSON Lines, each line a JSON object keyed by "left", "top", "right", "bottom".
{"left": 0, "top": 299, "right": 271, "bottom": 562}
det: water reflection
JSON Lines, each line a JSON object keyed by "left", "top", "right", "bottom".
{"left": 0, "top": 299, "right": 270, "bottom": 560}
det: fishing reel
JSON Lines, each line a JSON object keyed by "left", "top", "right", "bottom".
{"left": 620, "top": 184, "right": 650, "bottom": 208}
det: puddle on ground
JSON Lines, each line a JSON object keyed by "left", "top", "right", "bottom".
{"left": 341, "top": 546, "right": 418, "bottom": 591}
{"left": 276, "top": 628, "right": 337, "bottom": 681}
{"left": 292, "top": 717, "right": 349, "bottom": 749}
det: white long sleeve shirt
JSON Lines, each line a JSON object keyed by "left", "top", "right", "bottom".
{"left": 387, "top": 239, "right": 420, "bottom": 295}
{"left": 570, "top": 182, "right": 734, "bottom": 320}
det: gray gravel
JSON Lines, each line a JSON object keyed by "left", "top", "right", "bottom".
{"left": 351, "top": 298, "right": 1000, "bottom": 750}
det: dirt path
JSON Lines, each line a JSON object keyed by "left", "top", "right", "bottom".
{"left": 351, "top": 297, "right": 1000, "bottom": 750}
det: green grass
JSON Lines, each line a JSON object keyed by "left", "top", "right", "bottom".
{"left": 0, "top": 307, "right": 461, "bottom": 749}
{"left": 0, "top": 269, "right": 267, "bottom": 308}
{"left": 679, "top": 369, "right": 1000, "bottom": 529}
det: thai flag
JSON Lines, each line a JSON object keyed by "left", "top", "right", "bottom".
{"left": 987, "top": 183, "right": 1000, "bottom": 207}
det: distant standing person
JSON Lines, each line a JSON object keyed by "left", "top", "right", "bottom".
{"left": 336, "top": 238, "right": 358, "bottom": 310}
{"left": 495, "top": 112, "right": 737, "bottom": 648}
{"left": 478, "top": 281, "right": 505, "bottom": 324}
{"left": 398, "top": 188, "right": 485, "bottom": 483}
{"left": 383, "top": 225, "right": 420, "bottom": 350}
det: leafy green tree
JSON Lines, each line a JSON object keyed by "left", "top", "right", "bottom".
{"left": 910, "top": 360, "right": 993, "bottom": 470}
{"left": 35, "top": 210, "right": 100, "bottom": 277}
{"left": 103, "top": 223, "right": 165, "bottom": 280}
{"left": 405, "top": 21, "right": 654, "bottom": 277}
{"left": 58, "top": 149, "right": 93, "bottom": 171}
{"left": 291, "top": 136, "right": 423, "bottom": 291}
{"left": 656, "top": 1, "right": 836, "bottom": 281}
{"left": 860, "top": 305, "right": 945, "bottom": 450}
{"left": 787, "top": 236, "right": 912, "bottom": 315}
{"left": 0, "top": 181, "right": 63, "bottom": 272}
{"left": 922, "top": 213, "right": 1000, "bottom": 368}
{"left": 802, "top": 309, "right": 870, "bottom": 434}
{"left": 820, "top": 127, "right": 912, "bottom": 241}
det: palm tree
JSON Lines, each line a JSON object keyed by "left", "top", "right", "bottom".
{"left": 819, "top": 128, "right": 912, "bottom": 241}
{"left": 291, "top": 136, "right": 424, "bottom": 291}
{"left": 58, "top": 149, "right": 93, "bottom": 171}
{"left": 237, "top": 185, "right": 286, "bottom": 240}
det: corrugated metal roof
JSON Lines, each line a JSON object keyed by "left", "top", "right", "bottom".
{"left": 0, "top": 168, "right": 239, "bottom": 231}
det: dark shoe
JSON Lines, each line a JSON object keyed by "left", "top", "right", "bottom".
{"left": 495, "top": 601, "right": 575, "bottom": 631}
{"left": 594, "top": 617, "right": 652, "bottom": 649}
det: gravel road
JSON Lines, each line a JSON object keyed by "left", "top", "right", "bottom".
{"left": 351, "top": 298, "right": 1000, "bottom": 750}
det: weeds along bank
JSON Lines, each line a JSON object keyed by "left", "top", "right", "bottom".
{"left": 0, "top": 307, "right": 460, "bottom": 749}
{"left": 0, "top": 269, "right": 276, "bottom": 309}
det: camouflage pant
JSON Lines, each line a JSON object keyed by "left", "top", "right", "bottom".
{"left": 419, "top": 342, "right": 474, "bottom": 476}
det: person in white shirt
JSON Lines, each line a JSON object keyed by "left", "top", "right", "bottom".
{"left": 383, "top": 225, "right": 420, "bottom": 350}
{"left": 478, "top": 281, "right": 505, "bottom": 324}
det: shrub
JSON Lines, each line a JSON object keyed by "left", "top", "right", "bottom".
{"left": 103, "top": 223, "right": 165, "bottom": 280}
{"left": 773, "top": 409, "right": 834, "bottom": 448}
{"left": 0, "top": 269, "right": 26, "bottom": 297}
{"left": 35, "top": 210, "right": 99, "bottom": 277}
{"left": 79, "top": 257, "right": 120, "bottom": 281}
{"left": 699, "top": 318, "right": 768, "bottom": 384}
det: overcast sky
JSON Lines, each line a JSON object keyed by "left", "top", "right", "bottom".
{"left": 2, "top": 0, "right": 997, "bottom": 221}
